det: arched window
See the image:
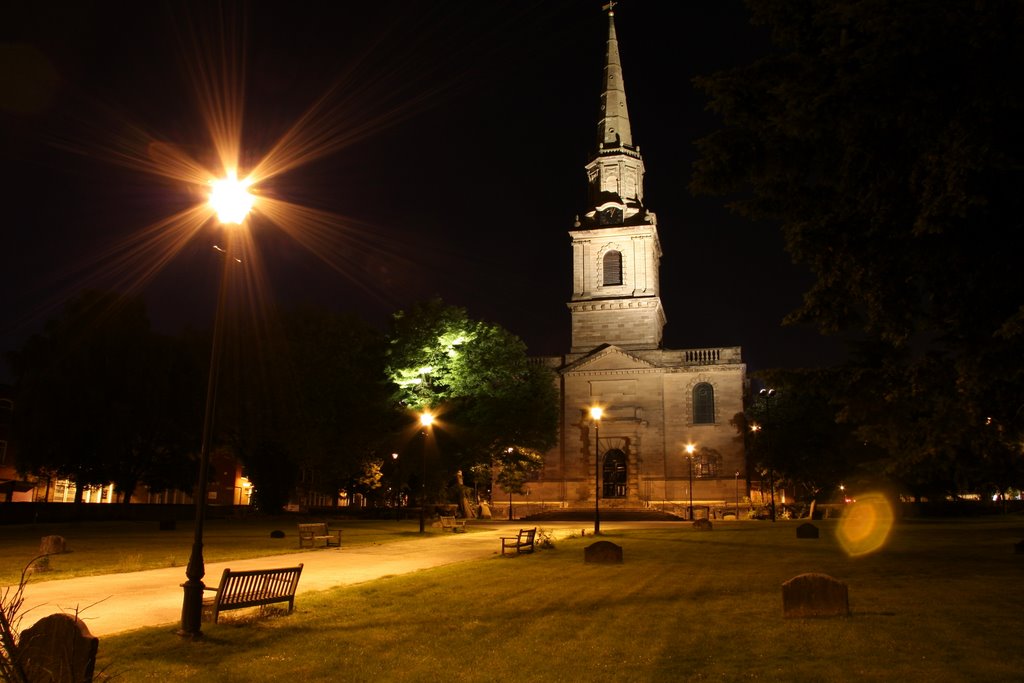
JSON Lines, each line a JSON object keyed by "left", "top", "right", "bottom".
{"left": 602, "top": 251, "right": 623, "bottom": 286}
{"left": 693, "top": 383, "right": 715, "bottom": 424}
{"left": 602, "top": 449, "right": 627, "bottom": 498}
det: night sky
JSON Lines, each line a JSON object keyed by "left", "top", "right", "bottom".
{"left": 1, "top": 1, "right": 848, "bottom": 383}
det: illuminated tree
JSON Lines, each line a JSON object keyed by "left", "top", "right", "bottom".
{"left": 386, "top": 299, "right": 558, "bottom": 481}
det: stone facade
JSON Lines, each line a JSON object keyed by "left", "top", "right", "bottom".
{"left": 512, "top": 7, "right": 747, "bottom": 514}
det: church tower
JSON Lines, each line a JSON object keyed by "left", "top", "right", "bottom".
{"left": 567, "top": 3, "right": 665, "bottom": 354}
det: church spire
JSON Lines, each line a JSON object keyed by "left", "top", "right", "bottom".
{"left": 568, "top": 3, "right": 664, "bottom": 353}
{"left": 598, "top": 1, "right": 633, "bottom": 151}
{"left": 583, "top": 2, "right": 648, "bottom": 225}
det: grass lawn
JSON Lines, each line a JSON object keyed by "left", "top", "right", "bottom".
{"left": 90, "top": 515, "right": 1024, "bottom": 682}
{"left": 0, "top": 517, "right": 455, "bottom": 586}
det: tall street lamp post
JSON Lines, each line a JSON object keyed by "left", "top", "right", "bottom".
{"left": 590, "top": 406, "right": 603, "bottom": 535}
{"left": 759, "top": 388, "right": 777, "bottom": 522}
{"left": 180, "top": 172, "right": 253, "bottom": 638}
{"left": 735, "top": 470, "right": 740, "bottom": 518}
{"left": 418, "top": 411, "right": 434, "bottom": 534}
{"left": 685, "top": 443, "right": 696, "bottom": 520}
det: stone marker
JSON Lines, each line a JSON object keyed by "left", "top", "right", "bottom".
{"left": 782, "top": 573, "right": 850, "bottom": 618}
{"left": 17, "top": 613, "right": 99, "bottom": 683}
{"left": 584, "top": 540, "right": 623, "bottom": 564}
{"left": 39, "top": 535, "right": 66, "bottom": 555}
{"left": 796, "top": 522, "right": 820, "bottom": 539}
{"left": 693, "top": 519, "right": 713, "bottom": 531}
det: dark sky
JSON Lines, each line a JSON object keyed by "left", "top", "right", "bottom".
{"left": 1, "top": 1, "right": 847, "bottom": 383}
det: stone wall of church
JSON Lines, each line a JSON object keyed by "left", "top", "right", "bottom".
{"left": 569, "top": 300, "right": 665, "bottom": 352}
{"left": 523, "top": 353, "right": 746, "bottom": 510}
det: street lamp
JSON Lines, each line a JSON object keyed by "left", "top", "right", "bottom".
{"left": 505, "top": 447, "right": 515, "bottom": 521}
{"left": 590, "top": 406, "right": 603, "bottom": 535}
{"left": 685, "top": 443, "right": 696, "bottom": 520}
{"left": 759, "top": 388, "right": 777, "bottom": 522}
{"left": 418, "top": 411, "right": 434, "bottom": 534}
{"left": 180, "top": 171, "right": 253, "bottom": 638}
{"left": 735, "top": 470, "right": 740, "bottom": 518}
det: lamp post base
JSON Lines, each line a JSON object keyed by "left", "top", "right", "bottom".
{"left": 179, "top": 578, "right": 206, "bottom": 638}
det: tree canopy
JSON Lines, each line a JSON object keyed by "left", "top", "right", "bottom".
{"left": 385, "top": 299, "right": 558, "bottom": 484}
{"left": 694, "top": 0, "right": 1024, "bottom": 498}
{"left": 7, "top": 290, "right": 199, "bottom": 502}
{"left": 219, "top": 304, "right": 397, "bottom": 511}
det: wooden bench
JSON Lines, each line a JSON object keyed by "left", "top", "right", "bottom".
{"left": 439, "top": 515, "right": 467, "bottom": 533}
{"left": 500, "top": 527, "right": 537, "bottom": 555}
{"left": 202, "top": 564, "right": 304, "bottom": 623}
{"left": 298, "top": 522, "right": 341, "bottom": 548}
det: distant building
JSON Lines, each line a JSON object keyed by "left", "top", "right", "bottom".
{"left": 0, "top": 383, "right": 251, "bottom": 508}
{"left": 511, "top": 7, "right": 747, "bottom": 517}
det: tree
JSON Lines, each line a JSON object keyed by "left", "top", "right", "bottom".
{"left": 8, "top": 290, "right": 198, "bottom": 502}
{"left": 493, "top": 446, "right": 544, "bottom": 520}
{"left": 746, "top": 369, "right": 876, "bottom": 505}
{"left": 221, "top": 305, "right": 396, "bottom": 511}
{"left": 385, "top": 299, "right": 558, "bottom": 495}
{"left": 693, "top": 1, "right": 1024, "bottom": 496}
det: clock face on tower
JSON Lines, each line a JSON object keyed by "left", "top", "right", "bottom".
{"left": 598, "top": 207, "right": 622, "bottom": 225}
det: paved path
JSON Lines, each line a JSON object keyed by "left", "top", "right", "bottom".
{"left": 16, "top": 523, "right": 595, "bottom": 637}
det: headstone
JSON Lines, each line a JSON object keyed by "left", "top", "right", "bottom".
{"left": 17, "top": 613, "right": 99, "bottom": 683}
{"left": 693, "top": 519, "right": 713, "bottom": 531}
{"left": 796, "top": 522, "right": 820, "bottom": 539}
{"left": 782, "top": 573, "right": 850, "bottom": 618}
{"left": 27, "top": 556, "right": 51, "bottom": 576}
{"left": 584, "top": 540, "right": 623, "bottom": 564}
{"left": 39, "top": 535, "right": 66, "bottom": 555}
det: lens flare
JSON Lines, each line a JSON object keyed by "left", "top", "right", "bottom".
{"left": 837, "top": 493, "right": 895, "bottom": 557}
{"left": 208, "top": 171, "right": 255, "bottom": 224}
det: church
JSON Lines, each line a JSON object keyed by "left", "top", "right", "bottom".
{"left": 517, "top": 6, "right": 747, "bottom": 517}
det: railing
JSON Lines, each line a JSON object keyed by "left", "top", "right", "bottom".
{"left": 681, "top": 347, "right": 742, "bottom": 365}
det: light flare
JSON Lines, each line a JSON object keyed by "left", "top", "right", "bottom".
{"left": 208, "top": 171, "right": 256, "bottom": 224}
{"left": 837, "top": 492, "right": 895, "bottom": 557}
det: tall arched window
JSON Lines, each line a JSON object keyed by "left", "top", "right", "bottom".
{"left": 602, "top": 449, "right": 627, "bottom": 498}
{"left": 693, "top": 383, "right": 715, "bottom": 424}
{"left": 602, "top": 251, "right": 623, "bottom": 286}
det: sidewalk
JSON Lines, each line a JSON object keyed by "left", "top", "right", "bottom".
{"left": 17, "top": 523, "right": 586, "bottom": 637}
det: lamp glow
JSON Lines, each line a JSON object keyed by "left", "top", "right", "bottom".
{"left": 208, "top": 171, "right": 255, "bottom": 224}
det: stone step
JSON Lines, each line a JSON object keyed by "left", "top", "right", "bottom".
{"left": 521, "top": 507, "right": 684, "bottom": 522}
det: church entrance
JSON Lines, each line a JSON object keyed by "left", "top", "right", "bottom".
{"left": 602, "top": 449, "right": 627, "bottom": 498}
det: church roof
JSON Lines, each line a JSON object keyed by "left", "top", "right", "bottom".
{"left": 561, "top": 344, "right": 658, "bottom": 373}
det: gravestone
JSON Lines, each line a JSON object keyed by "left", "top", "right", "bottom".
{"left": 39, "top": 535, "right": 66, "bottom": 555}
{"left": 782, "top": 573, "right": 850, "bottom": 618}
{"left": 584, "top": 540, "right": 623, "bottom": 564}
{"left": 796, "top": 522, "right": 820, "bottom": 539}
{"left": 17, "top": 613, "right": 99, "bottom": 683}
{"left": 693, "top": 519, "right": 713, "bottom": 531}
